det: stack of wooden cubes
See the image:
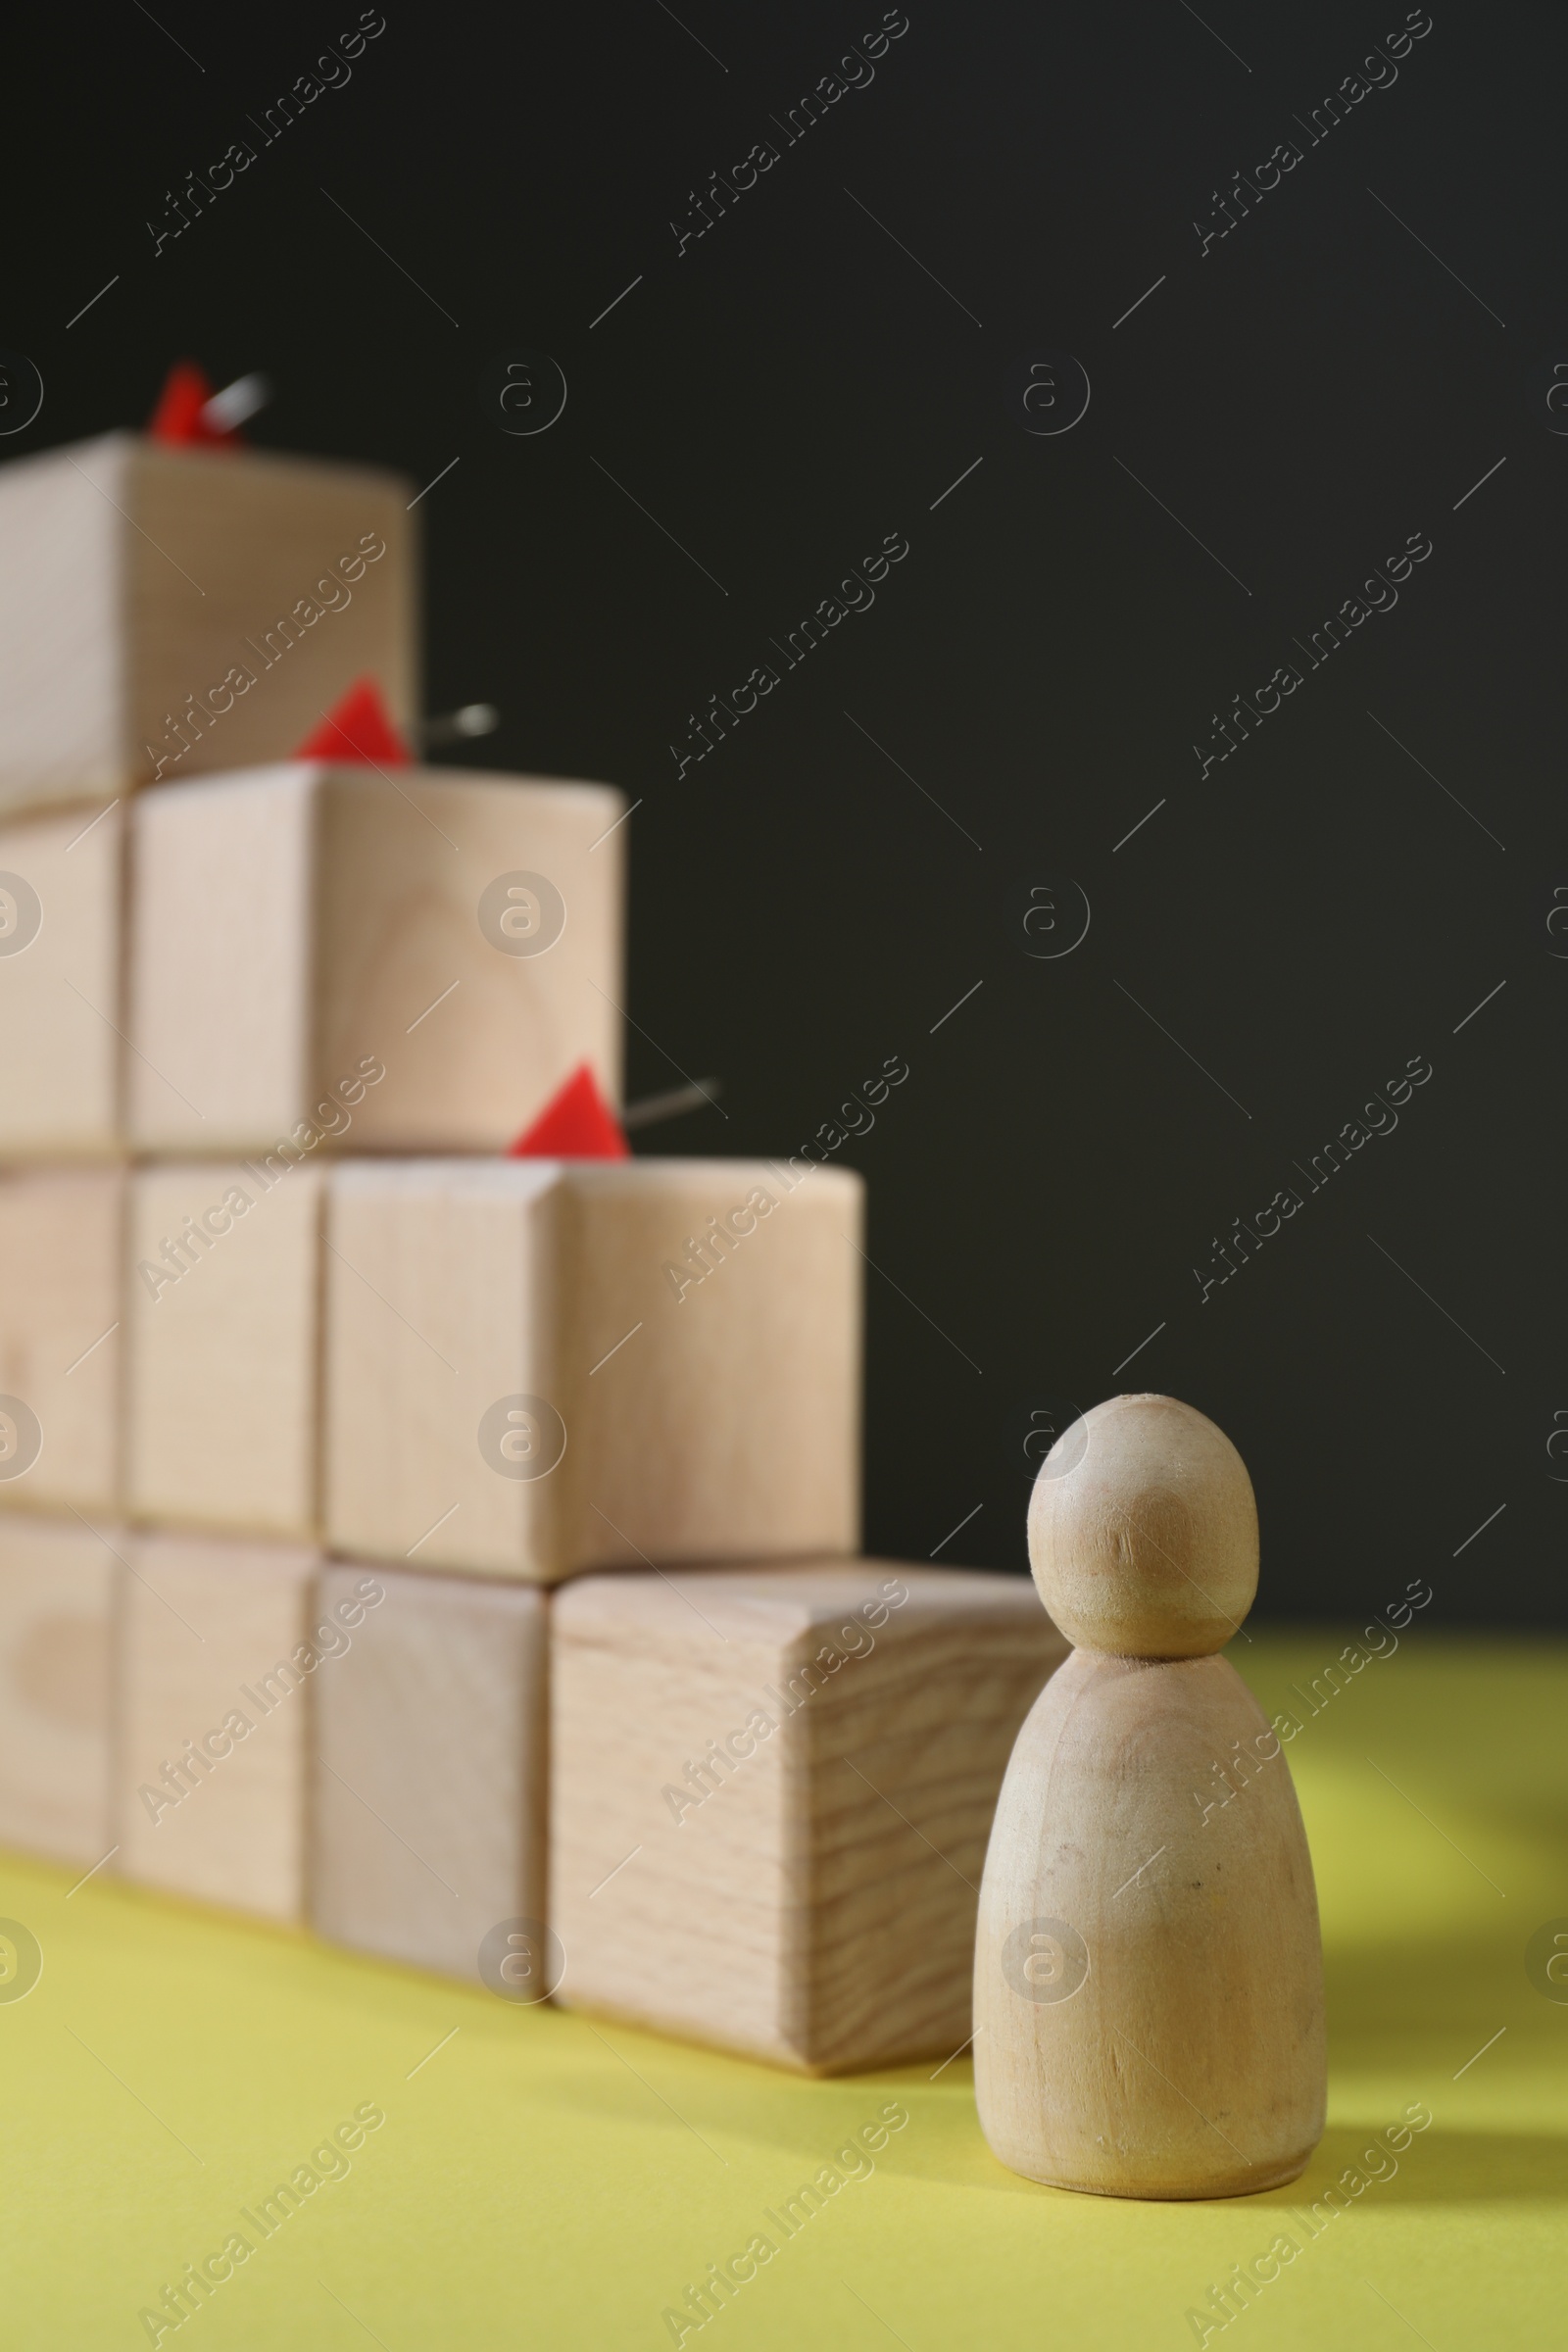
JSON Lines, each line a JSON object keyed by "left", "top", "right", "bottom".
{"left": 0, "top": 405, "right": 1064, "bottom": 2073}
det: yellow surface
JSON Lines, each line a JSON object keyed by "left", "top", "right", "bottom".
{"left": 5, "top": 1630, "right": 1563, "bottom": 2348}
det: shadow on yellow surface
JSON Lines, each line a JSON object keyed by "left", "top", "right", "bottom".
{"left": 0, "top": 1628, "right": 1562, "bottom": 2346}
{"left": 1302, "top": 2123, "right": 1568, "bottom": 2206}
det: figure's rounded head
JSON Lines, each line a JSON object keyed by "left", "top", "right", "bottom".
{"left": 1027, "top": 1394, "right": 1257, "bottom": 1657}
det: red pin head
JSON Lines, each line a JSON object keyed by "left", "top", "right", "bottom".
{"left": 147, "top": 361, "right": 241, "bottom": 448}
{"left": 509, "top": 1063, "right": 629, "bottom": 1159}
{"left": 293, "top": 678, "right": 411, "bottom": 765}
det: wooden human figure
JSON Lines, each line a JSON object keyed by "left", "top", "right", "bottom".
{"left": 974, "top": 1393, "right": 1325, "bottom": 2197}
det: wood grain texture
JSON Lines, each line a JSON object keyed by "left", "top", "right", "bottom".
{"left": 124, "top": 1163, "right": 325, "bottom": 1540}
{"left": 115, "top": 1531, "right": 319, "bottom": 1920}
{"left": 1028, "top": 1393, "right": 1259, "bottom": 1657}
{"left": 974, "top": 1651, "right": 1326, "bottom": 2196}
{"left": 975, "top": 1394, "right": 1325, "bottom": 2198}
{"left": 324, "top": 1159, "right": 862, "bottom": 1583}
{"left": 126, "top": 762, "right": 623, "bottom": 1153}
{"left": 0, "top": 437, "right": 121, "bottom": 810}
{"left": 0, "top": 1169, "right": 123, "bottom": 1516}
{"left": 129, "top": 769, "right": 315, "bottom": 1148}
{"left": 0, "top": 1516, "right": 116, "bottom": 1867}
{"left": 552, "top": 1562, "right": 1067, "bottom": 2073}
{"left": 0, "top": 432, "right": 416, "bottom": 814}
{"left": 311, "top": 1563, "right": 546, "bottom": 1981}
{"left": 0, "top": 801, "right": 124, "bottom": 1159}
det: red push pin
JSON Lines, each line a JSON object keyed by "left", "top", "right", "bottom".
{"left": 509, "top": 1063, "right": 630, "bottom": 1159}
{"left": 147, "top": 362, "right": 270, "bottom": 448}
{"left": 293, "top": 677, "right": 411, "bottom": 765}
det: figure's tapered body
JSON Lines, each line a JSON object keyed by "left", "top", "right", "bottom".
{"left": 975, "top": 1644, "right": 1324, "bottom": 2196}
{"left": 974, "top": 1393, "right": 1326, "bottom": 2199}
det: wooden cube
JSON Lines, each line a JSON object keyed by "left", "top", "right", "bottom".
{"left": 0, "top": 801, "right": 124, "bottom": 1158}
{"left": 0, "top": 432, "right": 416, "bottom": 813}
{"left": 127, "top": 761, "right": 623, "bottom": 1154}
{"left": 551, "top": 1563, "right": 1066, "bottom": 2071}
{"left": 324, "top": 1158, "right": 861, "bottom": 1583}
{"left": 0, "top": 1516, "right": 116, "bottom": 1867}
{"left": 0, "top": 1170, "right": 122, "bottom": 1515}
{"left": 115, "top": 1531, "right": 319, "bottom": 1920}
{"left": 311, "top": 1564, "right": 546, "bottom": 1981}
{"left": 125, "top": 1164, "right": 324, "bottom": 1540}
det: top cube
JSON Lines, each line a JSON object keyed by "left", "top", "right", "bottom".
{"left": 0, "top": 431, "right": 416, "bottom": 815}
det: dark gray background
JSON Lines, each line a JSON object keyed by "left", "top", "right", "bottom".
{"left": 12, "top": 0, "right": 1561, "bottom": 1619}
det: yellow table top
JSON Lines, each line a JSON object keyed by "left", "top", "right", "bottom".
{"left": 6, "top": 1630, "right": 1562, "bottom": 2349}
